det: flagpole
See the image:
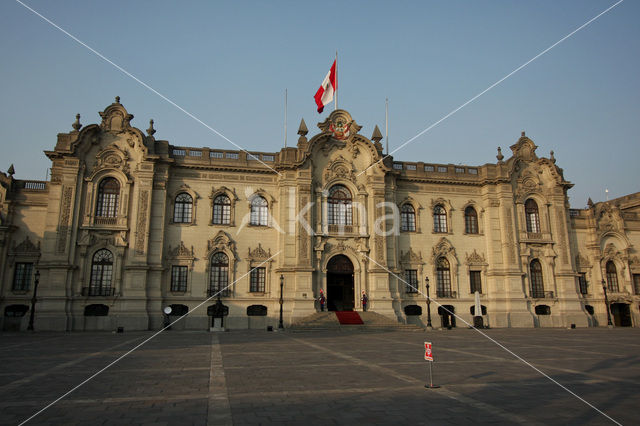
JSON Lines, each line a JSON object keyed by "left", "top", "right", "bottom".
{"left": 385, "top": 98, "right": 389, "bottom": 155}
{"left": 284, "top": 89, "right": 288, "bottom": 148}
{"left": 335, "top": 51, "right": 338, "bottom": 111}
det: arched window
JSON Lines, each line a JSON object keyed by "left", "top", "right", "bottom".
{"left": 328, "top": 185, "right": 352, "bottom": 226}
{"left": 433, "top": 205, "right": 447, "bottom": 233}
{"left": 464, "top": 206, "right": 478, "bottom": 234}
{"left": 525, "top": 199, "right": 540, "bottom": 233}
{"left": 209, "top": 252, "right": 229, "bottom": 296}
{"left": 173, "top": 193, "right": 193, "bottom": 223}
{"left": 436, "top": 257, "right": 452, "bottom": 297}
{"left": 400, "top": 204, "right": 416, "bottom": 232}
{"left": 530, "top": 259, "right": 545, "bottom": 298}
{"left": 213, "top": 194, "right": 231, "bottom": 225}
{"left": 89, "top": 249, "right": 114, "bottom": 296}
{"left": 96, "top": 178, "right": 119, "bottom": 218}
{"left": 250, "top": 196, "right": 268, "bottom": 226}
{"left": 606, "top": 261, "right": 619, "bottom": 292}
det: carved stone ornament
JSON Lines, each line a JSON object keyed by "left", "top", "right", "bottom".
{"left": 318, "top": 110, "right": 362, "bottom": 142}
{"left": 99, "top": 97, "right": 134, "bottom": 133}
{"left": 248, "top": 243, "right": 271, "bottom": 261}
{"left": 465, "top": 249, "right": 486, "bottom": 265}
{"left": 324, "top": 155, "right": 356, "bottom": 183}
{"left": 595, "top": 203, "right": 622, "bottom": 234}
{"left": 11, "top": 236, "right": 41, "bottom": 254}
{"left": 432, "top": 237, "right": 456, "bottom": 261}
{"left": 168, "top": 241, "right": 194, "bottom": 259}
{"left": 207, "top": 230, "right": 237, "bottom": 258}
{"left": 603, "top": 243, "right": 622, "bottom": 260}
{"left": 400, "top": 248, "right": 423, "bottom": 265}
{"left": 88, "top": 145, "right": 130, "bottom": 179}
{"left": 575, "top": 253, "right": 591, "bottom": 268}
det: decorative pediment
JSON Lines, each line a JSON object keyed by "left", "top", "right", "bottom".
{"left": 99, "top": 96, "right": 134, "bottom": 133}
{"left": 77, "top": 230, "right": 128, "bottom": 249}
{"left": 324, "top": 155, "right": 356, "bottom": 183}
{"left": 432, "top": 237, "right": 456, "bottom": 261}
{"left": 509, "top": 132, "right": 538, "bottom": 162}
{"left": 88, "top": 145, "right": 130, "bottom": 179}
{"left": 575, "top": 253, "right": 591, "bottom": 268}
{"left": 629, "top": 256, "right": 640, "bottom": 272}
{"left": 317, "top": 109, "right": 362, "bottom": 142}
{"left": 603, "top": 243, "right": 621, "bottom": 260}
{"left": 168, "top": 241, "right": 194, "bottom": 259}
{"left": 400, "top": 248, "right": 423, "bottom": 265}
{"left": 595, "top": 203, "right": 623, "bottom": 233}
{"left": 11, "top": 236, "right": 41, "bottom": 254}
{"left": 248, "top": 243, "right": 271, "bottom": 261}
{"left": 465, "top": 250, "right": 486, "bottom": 265}
{"left": 207, "top": 230, "right": 237, "bottom": 258}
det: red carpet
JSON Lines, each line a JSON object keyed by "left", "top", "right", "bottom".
{"left": 335, "top": 311, "right": 364, "bottom": 325}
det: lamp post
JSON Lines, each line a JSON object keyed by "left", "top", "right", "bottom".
{"left": 425, "top": 276, "right": 433, "bottom": 329}
{"left": 279, "top": 274, "right": 284, "bottom": 329}
{"left": 602, "top": 279, "right": 613, "bottom": 327}
{"left": 27, "top": 270, "right": 40, "bottom": 331}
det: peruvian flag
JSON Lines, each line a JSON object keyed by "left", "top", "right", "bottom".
{"left": 314, "top": 59, "right": 337, "bottom": 113}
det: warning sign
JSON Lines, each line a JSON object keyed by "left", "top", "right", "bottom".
{"left": 424, "top": 342, "right": 433, "bottom": 361}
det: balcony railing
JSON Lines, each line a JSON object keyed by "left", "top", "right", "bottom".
{"left": 436, "top": 290, "right": 457, "bottom": 298}
{"left": 82, "top": 287, "right": 115, "bottom": 297}
{"left": 527, "top": 232, "right": 542, "bottom": 240}
{"left": 94, "top": 216, "right": 118, "bottom": 225}
{"left": 328, "top": 224, "right": 354, "bottom": 233}
{"left": 531, "top": 290, "right": 554, "bottom": 299}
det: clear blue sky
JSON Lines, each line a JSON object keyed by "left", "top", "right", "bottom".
{"left": 1, "top": 0, "right": 638, "bottom": 207}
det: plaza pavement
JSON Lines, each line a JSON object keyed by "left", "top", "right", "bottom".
{"left": 0, "top": 327, "right": 638, "bottom": 425}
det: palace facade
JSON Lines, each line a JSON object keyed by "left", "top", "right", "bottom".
{"left": 1, "top": 98, "right": 639, "bottom": 331}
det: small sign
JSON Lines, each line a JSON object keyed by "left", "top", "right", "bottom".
{"left": 424, "top": 342, "right": 433, "bottom": 361}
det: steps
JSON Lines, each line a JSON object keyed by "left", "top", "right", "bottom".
{"left": 289, "top": 311, "right": 424, "bottom": 332}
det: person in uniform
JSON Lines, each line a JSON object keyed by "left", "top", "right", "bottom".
{"left": 361, "top": 291, "right": 368, "bottom": 312}
{"left": 318, "top": 289, "right": 326, "bottom": 312}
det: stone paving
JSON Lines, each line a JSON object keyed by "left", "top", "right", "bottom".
{"left": 0, "top": 327, "right": 638, "bottom": 425}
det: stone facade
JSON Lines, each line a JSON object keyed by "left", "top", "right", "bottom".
{"left": 1, "top": 98, "right": 639, "bottom": 331}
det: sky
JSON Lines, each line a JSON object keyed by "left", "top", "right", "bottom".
{"left": 0, "top": 0, "right": 638, "bottom": 208}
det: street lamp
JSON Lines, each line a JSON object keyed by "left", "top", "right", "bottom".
{"left": 425, "top": 276, "right": 433, "bottom": 329}
{"left": 27, "top": 270, "right": 40, "bottom": 331}
{"left": 602, "top": 279, "right": 613, "bottom": 327}
{"left": 279, "top": 274, "right": 284, "bottom": 329}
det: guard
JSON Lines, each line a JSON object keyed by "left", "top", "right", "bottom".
{"left": 318, "top": 289, "right": 326, "bottom": 312}
{"left": 361, "top": 291, "right": 368, "bottom": 312}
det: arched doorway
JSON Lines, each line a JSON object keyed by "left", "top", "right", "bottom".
{"left": 611, "top": 303, "right": 632, "bottom": 327}
{"left": 326, "top": 255, "right": 355, "bottom": 311}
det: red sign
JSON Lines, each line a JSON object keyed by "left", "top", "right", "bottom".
{"left": 424, "top": 342, "right": 433, "bottom": 361}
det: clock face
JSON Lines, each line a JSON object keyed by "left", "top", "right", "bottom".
{"left": 163, "top": 306, "right": 172, "bottom": 315}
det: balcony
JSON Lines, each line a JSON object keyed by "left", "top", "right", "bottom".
{"left": 328, "top": 224, "right": 354, "bottom": 234}
{"left": 82, "top": 287, "right": 115, "bottom": 297}
{"left": 437, "top": 290, "right": 457, "bottom": 298}
{"left": 527, "top": 232, "right": 542, "bottom": 240}
{"left": 531, "top": 290, "right": 554, "bottom": 299}
{"left": 208, "top": 288, "right": 230, "bottom": 298}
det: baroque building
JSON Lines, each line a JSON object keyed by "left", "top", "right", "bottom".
{"left": 1, "top": 98, "right": 638, "bottom": 331}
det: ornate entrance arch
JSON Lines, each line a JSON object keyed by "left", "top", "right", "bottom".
{"left": 326, "top": 255, "right": 355, "bottom": 311}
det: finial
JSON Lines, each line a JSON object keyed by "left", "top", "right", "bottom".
{"left": 587, "top": 197, "right": 594, "bottom": 208}
{"left": 521, "top": 131, "right": 525, "bottom": 137}
{"left": 147, "top": 119, "right": 156, "bottom": 136}
{"left": 72, "top": 113, "right": 82, "bottom": 131}
{"left": 371, "top": 125, "right": 383, "bottom": 143}
{"left": 297, "top": 118, "right": 308, "bottom": 136}
{"left": 115, "top": 96, "right": 120, "bottom": 104}
{"left": 496, "top": 147, "right": 504, "bottom": 162}
{"left": 550, "top": 150, "right": 556, "bottom": 164}
{"left": 7, "top": 164, "right": 15, "bottom": 176}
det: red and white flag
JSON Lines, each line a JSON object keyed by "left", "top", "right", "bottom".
{"left": 314, "top": 59, "right": 337, "bottom": 113}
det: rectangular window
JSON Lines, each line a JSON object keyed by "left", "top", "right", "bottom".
{"left": 210, "top": 151, "right": 224, "bottom": 159}
{"left": 470, "top": 271, "right": 482, "bottom": 294}
{"left": 171, "top": 266, "right": 188, "bottom": 292}
{"left": 578, "top": 273, "right": 588, "bottom": 295}
{"left": 250, "top": 267, "right": 266, "bottom": 292}
{"left": 633, "top": 274, "right": 640, "bottom": 295}
{"left": 405, "top": 269, "right": 418, "bottom": 293}
{"left": 13, "top": 262, "right": 34, "bottom": 291}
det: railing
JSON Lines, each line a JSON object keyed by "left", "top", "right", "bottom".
{"left": 527, "top": 232, "right": 542, "bottom": 240}
{"left": 94, "top": 216, "right": 118, "bottom": 225}
{"left": 16, "top": 180, "right": 48, "bottom": 191}
{"left": 328, "top": 224, "right": 354, "bottom": 233}
{"left": 82, "top": 287, "right": 115, "bottom": 297}
{"left": 437, "top": 290, "right": 457, "bottom": 298}
{"left": 531, "top": 290, "right": 554, "bottom": 299}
